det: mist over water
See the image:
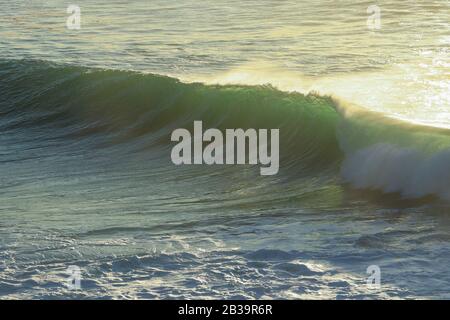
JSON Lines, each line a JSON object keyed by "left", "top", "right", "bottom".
{"left": 0, "top": 0, "right": 449, "bottom": 299}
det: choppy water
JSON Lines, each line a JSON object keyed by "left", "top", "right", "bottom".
{"left": 0, "top": 0, "right": 449, "bottom": 299}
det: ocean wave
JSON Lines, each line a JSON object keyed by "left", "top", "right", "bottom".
{"left": 0, "top": 59, "right": 449, "bottom": 201}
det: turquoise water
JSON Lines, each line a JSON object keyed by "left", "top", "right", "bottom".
{"left": 0, "top": 1, "right": 449, "bottom": 299}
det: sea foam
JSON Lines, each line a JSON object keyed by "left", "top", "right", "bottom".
{"left": 341, "top": 143, "right": 450, "bottom": 201}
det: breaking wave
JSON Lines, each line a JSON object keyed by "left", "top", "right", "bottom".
{"left": 1, "top": 59, "right": 449, "bottom": 201}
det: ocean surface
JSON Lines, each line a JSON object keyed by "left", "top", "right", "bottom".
{"left": 0, "top": 0, "right": 449, "bottom": 299}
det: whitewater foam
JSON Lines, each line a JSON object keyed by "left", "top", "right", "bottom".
{"left": 341, "top": 143, "right": 450, "bottom": 201}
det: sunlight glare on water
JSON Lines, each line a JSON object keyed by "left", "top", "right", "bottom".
{"left": 0, "top": 0, "right": 449, "bottom": 126}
